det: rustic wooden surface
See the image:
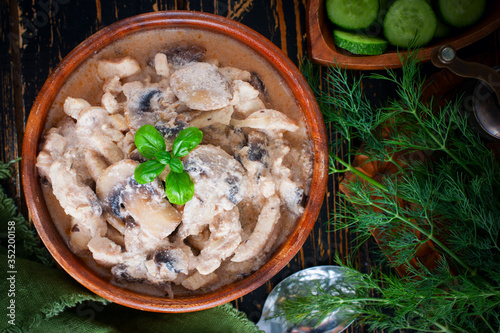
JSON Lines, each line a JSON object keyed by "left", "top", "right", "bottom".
{"left": 2, "top": 0, "right": 499, "bottom": 331}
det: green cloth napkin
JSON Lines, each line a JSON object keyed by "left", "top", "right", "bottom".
{"left": 0, "top": 160, "right": 261, "bottom": 333}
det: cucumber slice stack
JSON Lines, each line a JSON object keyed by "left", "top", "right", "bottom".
{"left": 333, "top": 30, "right": 388, "bottom": 55}
{"left": 325, "top": 0, "right": 487, "bottom": 55}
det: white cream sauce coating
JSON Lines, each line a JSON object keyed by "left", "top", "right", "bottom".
{"left": 37, "top": 28, "right": 313, "bottom": 296}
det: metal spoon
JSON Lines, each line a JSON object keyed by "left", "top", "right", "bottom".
{"left": 256, "top": 266, "right": 357, "bottom": 333}
{"left": 431, "top": 44, "right": 500, "bottom": 139}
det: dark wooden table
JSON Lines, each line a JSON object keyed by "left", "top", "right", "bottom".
{"left": 2, "top": 1, "right": 499, "bottom": 332}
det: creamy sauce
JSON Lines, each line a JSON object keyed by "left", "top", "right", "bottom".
{"left": 39, "top": 27, "right": 313, "bottom": 297}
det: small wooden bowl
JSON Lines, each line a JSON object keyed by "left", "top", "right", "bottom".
{"left": 22, "top": 11, "right": 328, "bottom": 312}
{"left": 307, "top": 0, "right": 500, "bottom": 70}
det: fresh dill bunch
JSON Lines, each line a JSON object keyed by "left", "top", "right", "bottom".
{"left": 292, "top": 54, "right": 500, "bottom": 332}
{"left": 276, "top": 259, "right": 500, "bottom": 333}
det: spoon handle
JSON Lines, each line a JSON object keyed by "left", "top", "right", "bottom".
{"left": 431, "top": 44, "right": 500, "bottom": 104}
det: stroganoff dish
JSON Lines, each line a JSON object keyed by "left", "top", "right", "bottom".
{"left": 36, "top": 33, "right": 313, "bottom": 296}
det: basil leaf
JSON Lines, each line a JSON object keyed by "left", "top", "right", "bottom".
{"left": 134, "top": 160, "right": 165, "bottom": 184}
{"left": 155, "top": 150, "right": 171, "bottom": 165}
{"left": 169, "top": 157, "right": 184, "bottom": 173}
{"left": 172, "top": 127, "right": 203, "bottom": 157}
{"left": 135, "top": 124, "right": 166, "bottom": 159}
{"left": 165, "top": 171, "right": 195, "bottom": 205}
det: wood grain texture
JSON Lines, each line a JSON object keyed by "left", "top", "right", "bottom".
{"left": 2, "top": 0, "right": 499, "bottom": 331}
{"left": 2, "top": 1, "right": 23, "bottom": 210}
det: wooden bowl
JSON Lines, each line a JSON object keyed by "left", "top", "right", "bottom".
{"left": 307, "top": 0, "right": 500, "bottom": 70}
{"left": 21, "top": 11, "right": 328, "bottom": 313}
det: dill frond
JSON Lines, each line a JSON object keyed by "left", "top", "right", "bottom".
{"left": 287, "top": 56, "right": 500, "bottom": 332}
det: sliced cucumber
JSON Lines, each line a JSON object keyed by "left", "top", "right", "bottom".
{"left": 437, "top": 0, "right": 486, "bottom": 28}
{"left": 326, "top": 0, "right": 379, "bottom": 30}
{"left": 333, "top": 30, "right": 388, "bottom": 55}
{"left": 383, "top": 0, "right": 437, "bottom": 48}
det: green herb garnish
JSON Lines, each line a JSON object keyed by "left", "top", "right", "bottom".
{"left": 278, "top": 55, "right": 500, "bottom": 332}
{"left": 134, "top": 125, "right": 202, "bottom": 205}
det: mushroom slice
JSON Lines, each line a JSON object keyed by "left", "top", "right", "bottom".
{"left": 111, "top": 256, "right": 148, "bottom": 283}
{"left": 153, "top": 248, "right": 189, "bottom": 274}
{"left": 68, "top": 220, "right": 94, "bottom": 254}
{"left": 181, "top": 272, "right": 218, "bottom": 291}
{"left": 122, "top": 222, "right": 167, "bottom": 253}
{"left": 231, "top": 109, "right": 299, "bottom": 134}
{"left": 96, "top": 159, "right": 182, "bottom": 240}
{"left": 249, "top": 72, "right": 266, "bottom": 96}
{"left": 104, "top": 212, "right": 127, "bottom": 234}
{"left": 145, "top": 247, "right": 189, "bottom": 282}
{"left": 178, "top": 145, "right": 248, "bottom": 238}
{"left": 124, "top": 90, "right": 158, "bottom": 130}
{"left": 125, "top": 192, "right": 181, "bottom": 239}
{"left": 88, "top": 236, "right": 123, "bottom": 266}
{"left": 124, "top": 86, "right": 178, "bottom": 131}
{"left": 188, "top": 105, "right": 234, "bottom": 128}
{"left": 236, "top": 131, "right": 271, "bottom": 198}
{"left": 231, "top": 195, "right": 281, "bottom": 262}
{"left": 97, "top": 56, "right": 141, "bottom": 79}
{"left": 163, "top": 44, "right": 206, "bottom": 68}
{"left": 196, "top": 207, "right": 242, "bottom": 275}
{"left": 184, "top": 145, "right": 248, "bottom": 208}
{"left": 268, "top": 138, "right": 292, "bottom": 179}
{"left": 170, "top": 62, "right": 232, "bottom": 111}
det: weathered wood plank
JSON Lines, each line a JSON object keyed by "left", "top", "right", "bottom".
{"left": 1, "top": 4, "right": 15, "bottom": 161}
{"left": 17, "top": 0, "right": 178, "bottom": 120}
